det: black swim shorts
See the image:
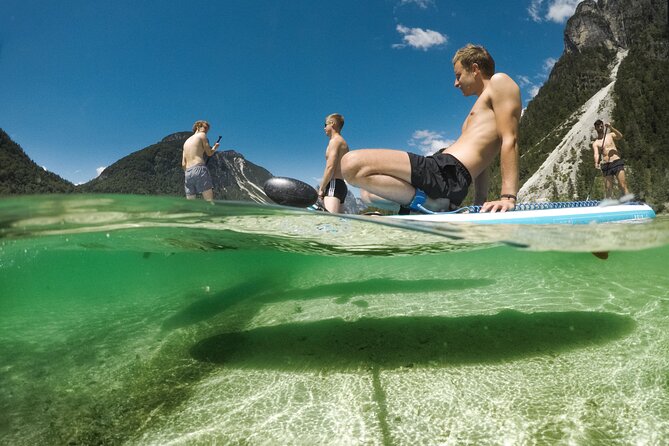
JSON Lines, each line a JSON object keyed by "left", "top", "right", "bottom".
{"left": 325, "top": 178, "right": 348, "bottom": 203}
{"left": 407, "top": 152, "right": 472, "bottom": 206}
{"left": 600, "top": 159, "right": 625, "bottom": 177}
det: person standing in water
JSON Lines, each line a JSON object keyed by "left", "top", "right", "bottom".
{"left": 182, "top": 120, "right": 220, "bottom": 201}
{"left": 341, "top": 44, "right": 521, "bottom": 213}
{"left": 592, "top": 119, "right": 630, "bottom": 198}
{"left": 317, "top": 113, "right": 349, "bottom": 213}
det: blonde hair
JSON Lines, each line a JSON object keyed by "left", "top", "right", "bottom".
{"left": 452, "top": 44, "right": 495, "bottom": 77}
{"left": 326, "top": 113, "right": 344, "bottom": 131}
{"left": 192, "top": 120, "right": 210, "bottom": 132}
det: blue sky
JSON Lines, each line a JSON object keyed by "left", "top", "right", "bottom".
{"left": 0, "top": 0, "right": 580, "bottom": 186}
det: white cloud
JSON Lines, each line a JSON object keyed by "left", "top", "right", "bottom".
{"left": 528, "top": 0, "right": 545, "bottom": 22}
{"left": 517, "top": 75, "right": 532, "bottom": 87}
{"left": 528, "top": 0, "right": 580, "bottom": 24}
{"left": 409, "top": 130, "right": 455, "bottom": 155}
{"left": 529, "top": 85, "right": 541, "bottom": 98}
{"left": 96, "top": 166, "right": 106, "bottom": 177}
{"left": 398, "top": 0, "right": 435, "bottom": 8}
{"left": 546, "top": 0, "right": 581, "bottom": 23}
{"left": 543, "top": 57, "right": 557, "bottom": 72}
{"left": 392, "top": 24, "right": 447, "bottom": 51}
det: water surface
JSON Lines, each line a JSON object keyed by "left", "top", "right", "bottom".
{"left": 1, "top": 195, "right": 668, "bottom": 445}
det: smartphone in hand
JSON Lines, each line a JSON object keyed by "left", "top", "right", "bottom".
{"left": 216, "top": 136, "right": 222, "bottom": 144}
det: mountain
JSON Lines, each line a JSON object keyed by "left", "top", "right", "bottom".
{"left": 0, "top": 128, "right": 74, "bottom": 195}
{"left": 514, "top": 0, "right": 669, "bottom": 211}
{"left": 79, "top": 132, "right": 272, "bottom": 202}
{"left": 0, "top": 129, "right": 365, "bottom": 212}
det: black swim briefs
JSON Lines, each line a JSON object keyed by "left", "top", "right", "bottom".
{"left": 407, "top": 152, "right": 472, "bottom": 206}
{"left": 325, "top": 178, "right": 348, "bottom": 203}
{"left": 600, "top": 159, "right": 625, "bottom": 177}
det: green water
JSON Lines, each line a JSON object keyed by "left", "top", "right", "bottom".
{"left": 1, "top": 195, "right": 668, "bottom": 445}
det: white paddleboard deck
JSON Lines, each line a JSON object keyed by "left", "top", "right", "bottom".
{"left": 386, "top": 203, "right": 656, "bottom": 225}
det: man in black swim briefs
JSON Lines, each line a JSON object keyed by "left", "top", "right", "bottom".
{"left": 317, "top": 113, "right": 350, "bottom": 213}
{"left": 324, "top": 178, "right": 348, "bottom": 204}
{"left": 341, "top": 44, "right": 521, "bottom": 214}
{"left": 593, "top": 120, "right": 630, "bottom": 198}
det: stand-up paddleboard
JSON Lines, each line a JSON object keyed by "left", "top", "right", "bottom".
{"left": 264, "top": 177, "right": 319, "bottom": 208}
{"left": 263, "top": 177, "right": 656, "bottom": 224}
{"left": 387, "top": 202, "right": 655, "bottom": 225}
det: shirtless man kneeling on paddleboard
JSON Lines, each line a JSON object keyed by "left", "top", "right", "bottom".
{"left": 182, "top": 120, "right": 220, "bottom": 202}
{"left": 342, "top": 44, "right": 521, "bottom": 213}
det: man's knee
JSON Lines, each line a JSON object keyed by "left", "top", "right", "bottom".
{"left": 341, "top": 152, "right": 362, "bottom": 182}
{"left": 360, "top": 189, "right": 373, "bottom": 205}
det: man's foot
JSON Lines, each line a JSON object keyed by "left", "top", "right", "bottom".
{"left": 309, "top": 199, "right": 329, "bottom": 212}
{"left": 619, "top": 193, "right": 636, "bottom": 203}
{"left": 425, "top": 197, "right": 452, "bottom": 212}
{"left": 407, "top": 189, "right": 452, "bottom": 214}
{"left": 407, "top": 189, "right": 434, "bottom": 214}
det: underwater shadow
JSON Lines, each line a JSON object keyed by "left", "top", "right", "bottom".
{"left": 162, "top": 280, "right": 271, "bottom": 331}
{"left": 162, "top": 278, "right": 495, "bottom": 330}
{"left": 190, "top": 310, "right": 635, "bottom": 369}
{"left": 272, "top": 278, "right": 495, "bottom": 304}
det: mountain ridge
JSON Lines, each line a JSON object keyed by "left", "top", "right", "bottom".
{"left": 0, "top": 128, "right": 74, "bottom": 194}
{"left": 512, "top": 0, "right": 668, "bottom": 211}
{"left": 78, "top": 132, "right": 274, "bottom": 202}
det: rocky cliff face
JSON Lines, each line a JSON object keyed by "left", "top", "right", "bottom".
{"left": 517, "top": 0, "right": 668, "bottom": 209}
{"left": 564, "top": 0, "right": 619, "bottom": 53}
{"left": 565, "top": 0, "right": 668, "bottom": 56}
{"left": 206, "top": 150, "right": 271, "bottom": 202}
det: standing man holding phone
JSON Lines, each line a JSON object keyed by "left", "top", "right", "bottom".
{"left": 182, "top": 120, "right": 220, "bottom": 201}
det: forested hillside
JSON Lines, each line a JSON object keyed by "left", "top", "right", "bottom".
{"left": 0, "top": 128, "right": 74, "bottom": 195}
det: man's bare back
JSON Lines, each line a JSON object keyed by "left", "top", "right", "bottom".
{"left": 182, "top": 120, "right": 220, "bottom": 201}
{"left": 182, "top": 132, "right": 214, "bottom": 170}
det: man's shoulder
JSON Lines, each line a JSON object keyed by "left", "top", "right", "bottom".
{"left": 490, "top": 72, "right": 519, "bottom": 90}
{"left": 329, "top": 135, "right": 348, "bottom": 148}
{"left": 184, "top": 132, "right": 201, "bottom": 142}
{"left": 487, "top": 73, "right": 521, "bottom": 107}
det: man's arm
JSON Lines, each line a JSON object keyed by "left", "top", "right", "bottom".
{"left": 473, "top": 167, "right": 490, "bottom": 206}
{"left": 607, "top": 123, "right": 623, "bottom": 140}
{"left": 481, "top": 75, "right": 521, "bottom": 212}
{"left": 592, "top": 141, "right": 600, "bottom": 168}
{"left": 197, "top": 133, "right": 220, "bottom": 157}
{"left": 182, "top": 149, "right": 187, "bottom": 170}
{"left": 202, "top": 134, "right": 218, "bottom": 157}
